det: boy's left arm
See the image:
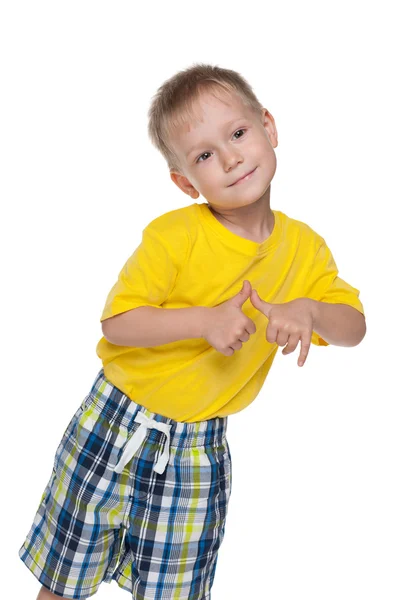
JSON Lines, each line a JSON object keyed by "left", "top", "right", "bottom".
{"left": 253, "top": 235, "right": 367, "bottom": 364}
{"left": 250, "top": 289, "right": 366, "bottom": 368}
{"left": 307, "top": 299, "right": 366, "bottom": 347}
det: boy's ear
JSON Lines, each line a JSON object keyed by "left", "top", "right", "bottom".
{"left": 261, "top": 108, "right": 278, "bottom": 148}
{"left": 170, "top": 170, "right": 200, "bottom": 199}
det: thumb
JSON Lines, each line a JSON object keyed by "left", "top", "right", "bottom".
{"left": 250, "top": 289, "right": 273, "bottom": 317}
{"left": 231, "top": 280, "right": 252, "bottom": 309}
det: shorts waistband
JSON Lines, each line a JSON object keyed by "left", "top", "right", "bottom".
{"left": 87, "top": 369, "right": 228, "bottom": 476}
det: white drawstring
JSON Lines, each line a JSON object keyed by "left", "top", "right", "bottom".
{"left": 114, "top": 412, "right": 172, "bottom": 475}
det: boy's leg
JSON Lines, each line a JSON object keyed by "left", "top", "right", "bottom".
{"left": 19, "top": 370, "right": 125, "bottom": 597}
{"left": 36, "top": 586, "right": 68, "bottom": 599}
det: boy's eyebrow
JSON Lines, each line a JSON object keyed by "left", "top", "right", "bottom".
{"left": 184, "top": 117, "right": 248, "bottom": 159}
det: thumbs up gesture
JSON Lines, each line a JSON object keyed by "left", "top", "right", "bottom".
{"left": 250, "top": 289, "right": 315, "bottom": 367}
{"left": 201, "top": 280, "right": 257, "bottom": 356}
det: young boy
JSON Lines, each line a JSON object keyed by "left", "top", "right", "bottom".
{"left": 19, "top": 63, "right": 366, "bottom": 600}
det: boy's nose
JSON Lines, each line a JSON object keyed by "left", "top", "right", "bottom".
{"left": 223, "top": 150, "right": 244, "bottom": 172}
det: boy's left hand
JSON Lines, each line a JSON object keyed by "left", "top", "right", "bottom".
{"left": 250, "top": 289, "right": 315, "bottom": 367}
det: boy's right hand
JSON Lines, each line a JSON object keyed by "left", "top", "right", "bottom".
{"left": 200, "top": 280, "right": 257, "bottom": 356}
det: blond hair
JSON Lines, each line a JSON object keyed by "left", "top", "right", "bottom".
{"left": 147, "top": 63, "right": 265, "bottom": 172}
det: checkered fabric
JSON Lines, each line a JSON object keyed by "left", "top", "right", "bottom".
{"left": 19, "top": 368, "right": 232, "bottom": 599}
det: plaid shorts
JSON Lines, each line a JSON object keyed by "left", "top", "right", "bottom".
{"left": 19, "top": 368, "right": 232, "bottom": 599}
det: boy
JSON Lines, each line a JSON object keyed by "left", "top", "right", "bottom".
{"left": 19, "top": 63, "right": 366, "bottom": 600}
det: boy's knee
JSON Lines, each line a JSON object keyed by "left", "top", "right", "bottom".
{"left": 36, "top": 585, "right": 70, "bottom": 600}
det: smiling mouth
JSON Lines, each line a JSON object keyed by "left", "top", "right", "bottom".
{"left": 229, "top": 167, "right": 257, "bottom": 186}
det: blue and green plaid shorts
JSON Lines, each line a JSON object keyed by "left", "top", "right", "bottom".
{"left": 19, "top": 368, "right": 232, "bottom": 599}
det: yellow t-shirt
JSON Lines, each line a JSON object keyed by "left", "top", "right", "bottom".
{"left": 96, "top": 203, "right": 364, "bottom": 422}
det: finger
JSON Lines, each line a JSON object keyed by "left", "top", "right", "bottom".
{"left": 235, "top": 280, "right": 253, "bottom": 308}
{"left": 298, "top": 333, "right": 311, "bottom": 367}
{"left": 238, "top": 331, "right": 250, "bottom": 342}
{"left": 230, "top": 340, "right": 243, "bottom": 351}
{"left": 266, "top": 322, "right": 279, "bottom": 344}
{"left": 282, "top": 334, "right": 300, "bottom": 355}
{"left": 276, "top": 328, "right": 289, "bottom": 347}
{"left": 250, "top": 290, "right": 271, "bottom": 317}
{"left": 245, "top": 320, "right": 257, "bottom": 336}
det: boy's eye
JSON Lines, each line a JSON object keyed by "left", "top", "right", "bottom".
{"left": 197, "top": 152, "right": 211, "bottom": 163}
{"left": 233, "top": 128, "right": 246, "bottom": 139}
{"left": 195, "top": 129, "right": 246, "bottom": 163}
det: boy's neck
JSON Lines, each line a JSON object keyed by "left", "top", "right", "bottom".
{"left": 207, "top": 188, "right": 274, "bottom": 243}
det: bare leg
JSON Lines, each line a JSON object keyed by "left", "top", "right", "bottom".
{"left": 36, "top": 585, "right": 68, "bottom": 599}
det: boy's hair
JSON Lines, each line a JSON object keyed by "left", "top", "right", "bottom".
{"left": 147, "top": 63, "right": 264, "bottom": 173}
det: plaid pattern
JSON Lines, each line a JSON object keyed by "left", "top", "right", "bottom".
{"left": 19, "top": 368, "right": 232, "bottom": 599}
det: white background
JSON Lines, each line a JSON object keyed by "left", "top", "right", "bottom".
{"left": 2, "top": 1, "right": 399, "bottom": 598}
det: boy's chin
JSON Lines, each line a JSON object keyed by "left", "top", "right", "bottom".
{"left": 207, "top": 198, "right": 261, "bottom": 212}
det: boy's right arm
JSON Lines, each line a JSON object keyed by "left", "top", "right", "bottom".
{"left": 101, "top": 306, "right": 210, "bottom": 347}
{"left": 101, "top": 280, "right": 256, "bottom": 354}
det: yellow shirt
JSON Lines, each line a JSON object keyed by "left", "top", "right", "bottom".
{"left": 96, "top": 203, "right": 364, "bottom": 422}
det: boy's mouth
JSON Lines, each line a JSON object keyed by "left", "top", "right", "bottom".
{"left": 228, "top": 167, "right": 257, "bottom": 186}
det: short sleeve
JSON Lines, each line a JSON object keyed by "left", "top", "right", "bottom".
{"left": 100, "top": 225, "right": 186, "bottom": 322}
{"left": 305, "top": 240, "right": 365, "bottom": 346}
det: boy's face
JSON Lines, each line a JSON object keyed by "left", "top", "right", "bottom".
{"left": 169, "top": 91, "right": 278, "bottom": 211}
